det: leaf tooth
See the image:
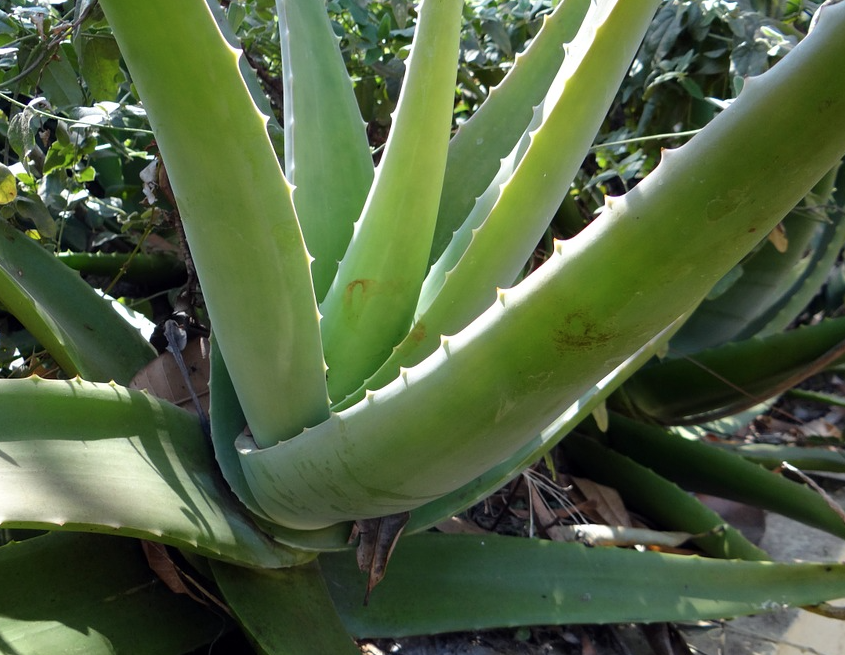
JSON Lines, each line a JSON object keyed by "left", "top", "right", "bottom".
{"left": 553, "top": 239, "right": 565, "bottom": 256}
{"left": 659, "top": 146, "right": 681, "bottom": 163}
{"left": 496, "top": 288, "right": 507, "bottom": 306}
{"left": 439, "top": 335, "right": 452, "bottom": 357}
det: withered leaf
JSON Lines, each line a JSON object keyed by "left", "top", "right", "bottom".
{"left": 130, "top": 336, "right": 210, "bottom": 415}
{"left": 571, "top": 477, "right": 632, "bottom": 527}
{"left": 349, "top": 511, "right": 410, "bottom": 605}
{"left": 141, "top": 541, "right": 230, "bottom": 615}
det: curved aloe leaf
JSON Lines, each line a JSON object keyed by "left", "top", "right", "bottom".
{"left": 672, "top": 167, "right": 845, "bottom": 353}
{"left": 752, "top": 163, "right": 845, "bottom": 338}
{"left": 278, "top": 0, "right": 374, "bottom": 301}
{"left": 405, "top": 311, "right": 692, "bottom": 534}
{"left": 238, "top": 4, "right": 845, "bottom": 530}
{"left": 561, "top": 433, "right": 769, "bottom": 560}
{"left": 0, "top": 532, "right": 224, "bottom": 655}
{"left": 319, "top": 0, "right": 464, "bottom": 402}
{"left": 0, "top": 378, "right": 309, "bottom": 568}
{"left": 603, "top": 413, "right": 845, "bottom": 540}
{"left": 335, "top": 0, "right": 662, "bottom": 410}
{"left": 55, "top": 251, "right": 186, "bottom": 287}
{"left": 211, "top": 559, "right": 359, "bottom": 654}
{"left": 717, "top": 443, "right": 845, "bottom": 473}
{"left": 321, "top": 532, "right": 845, "bottom": 637}
{"left": 621, "top": 316, "right": 845, "bottom": 424}
{"left": 209, "top": 335, "right": 356, "bottom": 551}
{"left": 206, "top": 0, "right": 285, "bottom": 153}
{"left": 0, "top": 222, "right": 155, "bottom": 384}
{"left": 240, "top": 312, "right": 690, "bottom": 551}
{"left": 237, "top": 315, "right": 687, "bottom": 550}
{"left": 430, "top": 0, "right": 591, "bottom": 262}
{"left": 98, "top": 0, "right": 329, "bottom": 446}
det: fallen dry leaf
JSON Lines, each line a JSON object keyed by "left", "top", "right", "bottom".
{"left": 571, "top": 477, "right": 632, "bottom": 527}
{"left": 349, "top": 511, "right": 410, "bottom": 605}
{"left": 141, "top": 541, "right": 230, "bottom": 615}
{"left": 434, "top": 516, "right": 490, "bottom": 535}
{"left": 130, "top": 336, "right": 210, "bottom": 415}
{"left": 547, "top": 524, "right": 693, "bottom": 548}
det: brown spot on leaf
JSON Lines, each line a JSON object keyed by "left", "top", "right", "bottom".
{"left": 346, "top": 278, "right": 374, "bottom": 295}
{"left": 408, "top": 322, "right": 426, "bottom": 343}
{"left": 344, "top": 279, "right": 376, "bottom": 314}
{"left": 552, "top": 311, "right": 616, "bottom": 353}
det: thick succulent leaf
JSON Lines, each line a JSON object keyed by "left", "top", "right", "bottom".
{"left": 672, "top": 170, "right": 845, "bottom": 353}
{"left": 751, "top": 163, "right": 845, "bottom": 338}
{"left": 98, "top": 0, "right": 330, "bottom": 446}
{"left": 335, "top": 0, "right": 662, "bottom": 410}
{"left": 561, "top": 433, "right": 769, "bottom": 560}
{"left": 228, "top": 316, "right": 685, "bottom": 550}
{"left": 721, "top": 443, "right": 845, "bottom": 472}
{"left": 0, "top": 532, "right": 223, "bottom": 655}
{"left": 321, "top": 532, "right": 845, "bottom": 637}
{"left": 602, "top": 414, "right": 845, "bottom": 540}
{"left": 319, "top": 0, "right": 464, "bottom": 402}
{"left": 209, "top": 340, "right": 357, "bottom": 551}
{"left": 208, "top": 340, "right": 270, "bottom": 521}
{"left": 238, "top": 3, "right": 845, "bottom": 530}
{"left": 211, "top": 559, "right": 359, "bottom": 654}
{"left": 0, "top": 377, "right": 309, "bottom": 568}
{"left": 206, "top": 0, "right": 285, "bottom": 151}
{"left": 621, "top": 316, "right": 845, "bottom": 424}
{"left": 0, "top": 221, "right": 155, "bottom": 384}
{"left": 55, "top": 251, "right": 186, "bottom": 287}
{"left": 430, "top": 0, "right": 591, "bottom": 262}
{"left": 277, "top": 0, "right": 373, "bottom": 301}
{"left": 405, "top": 313, "right": 692, "bottom": 534}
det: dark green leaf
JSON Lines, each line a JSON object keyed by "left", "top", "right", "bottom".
{"left": 212, "top": 559, "right": 360, "bottom": 655}
{"left": 0, "top": 532, "right": 224, "bottom": 655}
{"left": 39, "top": 47, "right": 84, "bottom": 108}
{"left": 322, "top": 532, "right": 845, "bottom": 638}
{"left": 14, "top": 195, "right": 57, "bottom": 238}
{"left": 78, "top": 34, "right": 123, "bottom": 101}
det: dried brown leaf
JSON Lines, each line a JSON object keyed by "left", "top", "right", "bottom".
{"left": 547, "top": 524, "right": 693, "bottom": 548}
{"left": 130, "top": 336, "right": 210, "bottom": 414}
{"left": 528, "top": 481, "right": 559, "bottom": 530}
{"left": 797, "top": 418, "right": 842, "bottom": 439}
{"left": 434, "top": 516, "right": 490, "bottom": 535}
{"left": 571, "top": 477, "right": 632, "bottom": 527}
{"left": 141, "top": 541, "right": 230, "bottom": 616}
{"left": 767, "top": 222, "right": 789, "bottom": 253}
{"left": 350, "top": 511, "right": 410, "bottom": 605}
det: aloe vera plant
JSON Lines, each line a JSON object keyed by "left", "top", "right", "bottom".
{"left": 3, "top": 0, "right": 845, "bottom": 652}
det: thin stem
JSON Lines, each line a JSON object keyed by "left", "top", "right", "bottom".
{"left": 0, "top": 92, "right": 155, "bottom": 136}
{"left": 590, "top": 128, "right": 702, "bottom": 151}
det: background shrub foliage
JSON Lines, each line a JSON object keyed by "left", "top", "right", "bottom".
{"left": 0, "top": 0, "right": 821, "bottom": 363}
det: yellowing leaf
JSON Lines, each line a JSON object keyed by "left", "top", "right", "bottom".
{"left": 0, "top": 164, "right": 18, "bottom": 205}
{"left": 768, "top": 222, "right": 789, "bottom": 252}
